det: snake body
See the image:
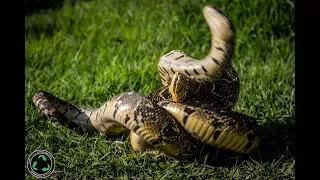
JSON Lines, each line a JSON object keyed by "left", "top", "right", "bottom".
{"left": 33, "top": 91, "right": 206, "bottom": 159}
{"left": 32, "top": 5, "right": 260, "bottom": 160}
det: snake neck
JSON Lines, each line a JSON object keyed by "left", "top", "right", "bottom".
{"left": 158, "top": 5, "right": 235, "bottom": 86}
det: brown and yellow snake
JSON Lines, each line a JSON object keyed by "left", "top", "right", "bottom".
{"left": 32, "top": 5, "right": 260, "bottom": 160}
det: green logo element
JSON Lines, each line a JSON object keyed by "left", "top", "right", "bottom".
{"left": 27, "top": 150, "right": 55, "bottom": 178}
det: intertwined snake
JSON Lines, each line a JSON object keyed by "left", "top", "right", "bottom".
{"left": 32, "top": 5, "right": 260, "bottom": 160}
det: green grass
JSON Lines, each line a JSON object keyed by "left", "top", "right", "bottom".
{"left": 25, "top": 0, "right": 295, "bottom": 179}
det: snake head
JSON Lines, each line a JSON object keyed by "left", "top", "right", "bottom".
{"left": 169, "top": 72, "right": 192, "bottom": 102}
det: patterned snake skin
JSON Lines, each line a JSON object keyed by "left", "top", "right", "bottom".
{"left": 32, "top": 5, "right": 260, "bottom": 160}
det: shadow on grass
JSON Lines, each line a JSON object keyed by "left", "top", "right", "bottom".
{"left": 25, "top": 0, "right": 90, "bottom": 15}
{"left": 25, "top": 0, "right": 67, "bottom": 15}
{"left": 25, "top": 0, "right": 92, "bottom": 39}
{"left": 25, "top": 0, "right": 64, "bottom": 38}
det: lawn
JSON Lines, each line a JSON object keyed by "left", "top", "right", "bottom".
{"left": 25, "top": 0, "right": 295, "bottom": 179}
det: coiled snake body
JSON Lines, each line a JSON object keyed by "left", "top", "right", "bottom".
{"left": 32, "top": 5, "right": 260, "bottom": 160}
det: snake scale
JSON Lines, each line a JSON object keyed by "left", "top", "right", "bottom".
{"left": 32, "top": 5, "right": 260, "bottom": 160}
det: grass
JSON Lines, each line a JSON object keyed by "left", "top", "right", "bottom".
{"left": 25, "top": 0, "right": 295, "bottom": 179}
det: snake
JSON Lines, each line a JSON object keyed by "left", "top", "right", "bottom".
{"left": 32, "top": 5, "right": 260, "bottom": 160}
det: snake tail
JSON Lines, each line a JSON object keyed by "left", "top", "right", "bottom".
{"left": 32, "top": 90, "right": 101, "bottom": 133}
